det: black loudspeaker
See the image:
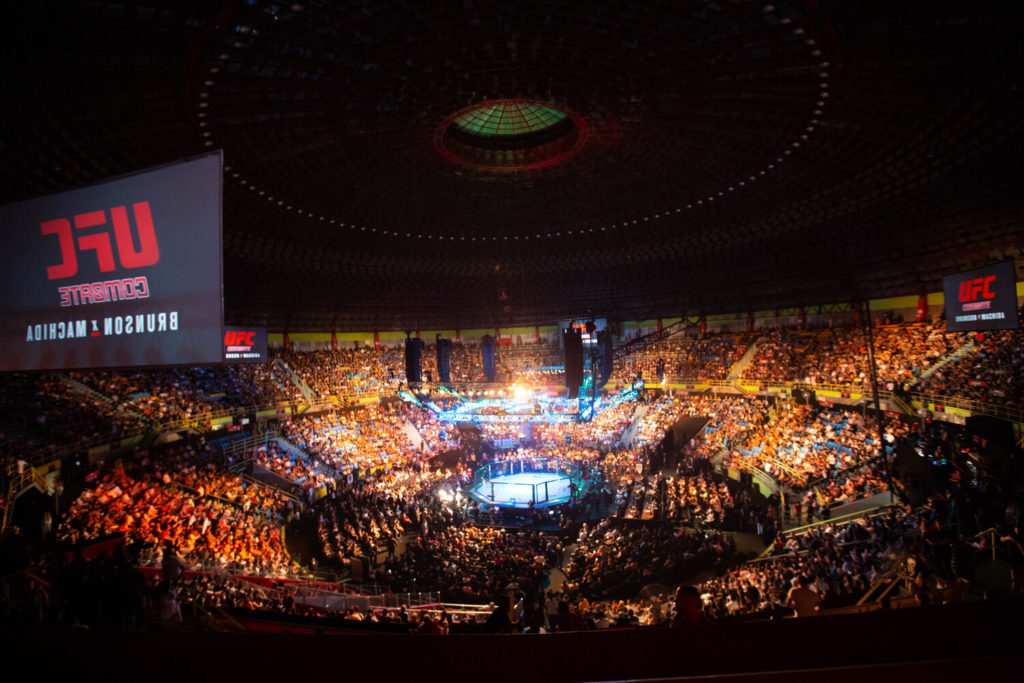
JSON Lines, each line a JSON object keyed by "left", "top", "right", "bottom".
{"left": 793, "top": 387, "right": 817, "bottom": 405}
{"left": 404, "top": 338, "right": 424, "bottom": 383}
{"left": 437, "top": 338, "right": 452, "bottom": 383}
{"left": 563, "top": 328, "right": 584, "bottom": 397}
{"left": 597, "top": 329, "right": 613, "bottom": 388}
{"left": 966, "top": 415, "right": 1015, "bottom": 448}
{"left": 481, "top": 335, "right": 496, "bottom": 382}
{"left": 349, "top": 555, "right": 371, "bottom": 583}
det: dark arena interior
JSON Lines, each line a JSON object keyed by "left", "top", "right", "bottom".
{"left": 2, "top": 1, "right": 1024, "bottom": 680}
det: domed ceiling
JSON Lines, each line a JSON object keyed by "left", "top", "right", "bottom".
{"left": 1, "top": 0, "right": 1022, "bottom": 330}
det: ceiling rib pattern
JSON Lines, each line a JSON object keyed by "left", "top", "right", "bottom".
{"left": 0, "top": 0, "right": 1021, "bottom": 331}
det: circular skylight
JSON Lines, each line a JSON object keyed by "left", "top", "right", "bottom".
{"left": 451, "top": 100, "right": 569, "bottom": 139}
{"left": 436, "top": 99, "right": 587, "bottom": 172}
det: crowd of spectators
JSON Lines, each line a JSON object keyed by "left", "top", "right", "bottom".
{"left": 741, "top": 322, "right": 966, "bottom": 389}
{"left": 315, "top": 482, "right": 410, "bottom": 564}
{"left": 6, "top": 324, "right": 1022, "bottom": 635}
{"left": 696, "top": 507, "right": 920, "bottom": 619}
{"left": 0, "top": 374, "right": 147, "bottom": 446}
{"left": 632, "top": 395, "right": 689, "bottom": 447}
{"left": 309, "top": 457, "right": 460, "bottom": 569}
{"left": 151, "top": 445, "right": 296, "bottom": 518}
{"left": 624, "top": 459, "right": 770, "bottom": 534}
{"left": 291, "top": 411, "right": 463, "bottom": 570}
{"left": 917, "top": 329, "right": 1024, "bottom": 408}
{"left": 421, "top": 342, "right": 487, "bottom": 383}
{"left": 668, "top": 396, "right": 772, "bottom": 465}
{"left": 610, "top": 334, "right": 755, "bottom": 385}
{"left": 385, "top": 524, "right": 564, "bottom": 604}
{"left": 566, "top": 518, "right": 736, "bottom": 598}
{"left": 720, "top": 403, "right": 887, "bottom": 505}
{"left": 530, "top": 399, "right": 637, "bottom": 449}
{"left": 279, "top": 340, "right": 568, "bottom": 395}
{"left": 281, "top": 404, "right": 421, "bottom": 477}
{"left": 406, "top": 406, "right": 461, "bottom": 453}
{"left": 1, "top": 319, "right": 1015, "bottom": 486}
{"left": 496, "top": 341, "right": 564, "bottom": 384}
{"left": 250, "top": 440, "right": 334, "bottom": 494}
{"left": 58, "top": 445, "right": 296, "bottom": 577}
{"left": 173, "top": 572, "right": 304, "bottom": 615}
{"left": 565, "top": 592, "right": 675, "bottom": 628}
{"left": 76, "top": 364, "right": 299, "bottom": 423}
{"left": 477, "top": 422, "right": 523, "bottom": 445}
{"left": 281, "top": 347, "right": 404, "bottom": 398}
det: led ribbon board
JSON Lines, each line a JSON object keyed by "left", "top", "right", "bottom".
{"left": 0, "top": 153, "right": 224, "bottom": 370}
{"left": 431, "top": 396, "right": 581, "bottom": 424}
{"left": 397, "top": 390, "right": 425, "bottom": 407}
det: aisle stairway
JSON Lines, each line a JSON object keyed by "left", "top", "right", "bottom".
{"left": 273, "top": 436, "right": 318, "bottom": 470}
{"left": 275, "top": 358, "right": 315, "bottom": 400}
{"left": 727, "top": 336, "right": 764, "bottom": 380}
{"left": 781, "top": 490, "right": 895, "bottom": 532}
{"left": 402, "top": 420, "right": 427, "bottom": 451}
{"left": 913, "top": 338, "right": 975, "bottom": 386}
{"left": 60, "top": 376, "right": 150, "bottom": 423}
{"left": 619, "top": 403, "right": 649, "bottom": 447}
{"left": 61, "top": 376, "right": 112, "bottom": 406}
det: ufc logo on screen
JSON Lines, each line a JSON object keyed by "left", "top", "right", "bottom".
{"left": 41, "top": 201, "right": 160, "bottom": 280}
{"left": 958, "top": 275, "right": 996, "bottom": 302}
{"left": 225, "top": 331, "right": 255, "bottom": 346}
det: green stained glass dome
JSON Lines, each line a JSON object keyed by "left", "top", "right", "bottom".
{"left": 452, "top": 100, "right": 568, "bottom": 138}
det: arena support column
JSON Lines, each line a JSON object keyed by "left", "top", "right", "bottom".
{"left": 863, "top": 300, "right": 893, "bottom": 504}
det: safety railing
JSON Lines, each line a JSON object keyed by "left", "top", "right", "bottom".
{"left": 155, "top": 398, "right": 317, "bottom": 433}
{"left": 407, "top": 602, "right": 496, "bottom": 621}
{"left": 240, "top": 472, "right": 301, "bottom": 504}
{"left": 7, "top": 428, "right": 149, "bottom": 470}
{"left": 754, "top": 509, "right": 912, "bottom": 564}
{"left": 734, "top": 463, "right": 783, "bottom": 505}
{"left": 907, "top": 392, "right": 1023, "bottom": 425}
{"left": 661, "top": 377, "right": 736, "bottom": 387}
{"left": 138, "top": 555, "right": 302, "bottom": 580}
{"left": 407, "top": 381, "right": 564, "bottom": 395}
{"left": 294, "top": 590, "right": 442, "bottom": 613}
{"left": 781, "top": 503, "right": 896, "bottom": 537}
{"left": 656, "top": 377, "right": 1022, "bottom": 424}
{"left": 218, "top": 431, "right": 278, "bottom": 460}
{"left": 965, "top": 525, "right": 1024, "bottom": 563}
{"left": 2, "top": 466, "right": 38, "bottom": 532}
{"left": 750, "top": 456, "right": 805, "bottom": 483}
{"left": 855, "top": 564, "right": 912, "bottom": 607}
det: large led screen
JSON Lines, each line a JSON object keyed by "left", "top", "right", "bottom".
{"left": 0, "top": 153, "right": 224, "bottom": 370}
{"left": 943, "top": 260, "right": 1019, "bottom": 332}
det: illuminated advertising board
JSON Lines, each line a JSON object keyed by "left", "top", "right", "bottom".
{"left": 942, "top": 260, "right": 1019, "bottom": 332}
{"left": 223, "top": 325, "right": 268, "bottom": 363}
{"left": 0, "top": 153, "right": 223, "bottom": 370}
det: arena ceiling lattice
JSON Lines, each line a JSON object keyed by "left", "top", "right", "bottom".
{"left": 2, "top": 0, "right": 1022, "bottom": 331}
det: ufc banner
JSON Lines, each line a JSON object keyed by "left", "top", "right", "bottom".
{"left": 943, "top": 260, "right": 1019, "bottom": 332}
{"left": 0, "top": 153, "right": 223, "bottom": 370}
{"left": 223, "top": 326, "right": 268, "bottom": 363}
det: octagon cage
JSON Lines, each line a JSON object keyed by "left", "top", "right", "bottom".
{"left": 465, "top": 457, "right": 587, "bottom": 509}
